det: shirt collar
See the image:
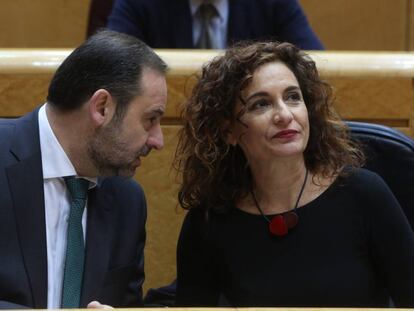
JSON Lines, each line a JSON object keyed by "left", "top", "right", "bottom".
{"left": 38, "top": 103, "right": 97, "bottom": 188}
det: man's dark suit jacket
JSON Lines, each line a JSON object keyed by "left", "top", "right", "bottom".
{"left": 106, "top": 0, "right": 324, "bottom": 50}
{"left": 0, "top": 109, "right": 146, "bottom": 309}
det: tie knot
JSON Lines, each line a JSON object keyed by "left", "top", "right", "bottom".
{"left": 196, "top": 2, "right": 218, "bottom": 49}
{"left": 65, "top": 177, "right": 89, "bottom": 200}
{"left": 197, "top": 2, "right": 217, "bottom": 20}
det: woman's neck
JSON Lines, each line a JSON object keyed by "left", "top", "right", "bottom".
{"left": 250, "top": 158, "right": 308, "bottom": 214}
{"left": 238, "top": 156, "right": 335, "bottom": 215}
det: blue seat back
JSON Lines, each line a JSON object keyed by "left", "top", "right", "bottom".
{"left": 347, "top": 121, "right": 414, "bottom": 230}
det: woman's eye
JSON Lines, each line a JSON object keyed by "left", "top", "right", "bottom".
{"left": 286, "top": 92, "right": 302, "bottom": 101}
{"left": 250, "top": 99, "right": 270, "bottom": 111}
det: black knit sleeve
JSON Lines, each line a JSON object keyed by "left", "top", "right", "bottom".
{"left": 176, "top": 209, "right": 220, "bottom": 307}
{"left": 359, "top": 170, "right": 414, "bottom": 307}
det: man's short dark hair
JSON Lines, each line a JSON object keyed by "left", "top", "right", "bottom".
{"left": 47, "top": 30, "right": 167, "bottom": 119}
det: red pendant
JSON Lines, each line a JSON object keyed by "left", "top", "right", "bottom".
{"left": 284, "top": 211, "right": 299, "bottom": 228}
{"left": 268, "top": 212, "right": 298, "bottom": 236}
{"left": 269, "top": 215, "right": 288, "bottom": 236}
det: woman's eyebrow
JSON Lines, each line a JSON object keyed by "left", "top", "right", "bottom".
{"left": 246, "top": 91, "right": 268, "bottom": 102}
{"left": 285, "top": 85, "right": 301, "bottom": 92}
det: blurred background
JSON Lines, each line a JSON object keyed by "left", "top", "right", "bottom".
{"left": 0, "top": 0, "right": 412, "bottom": 50}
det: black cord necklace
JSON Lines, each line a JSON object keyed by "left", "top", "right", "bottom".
{"left": 251, "top": 169, "right": 309, "bottom": 237}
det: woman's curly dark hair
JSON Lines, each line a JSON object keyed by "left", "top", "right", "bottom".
{"left": 175, "top": 41, "right": 364, "bottom": 213}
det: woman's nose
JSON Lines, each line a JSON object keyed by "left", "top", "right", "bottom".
{"left": 272, "top": 103, "right": 293, "bottom": 125}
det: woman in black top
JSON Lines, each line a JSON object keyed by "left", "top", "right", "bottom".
{"left": 174, "top": 41, "right": 414, "bottom": 307}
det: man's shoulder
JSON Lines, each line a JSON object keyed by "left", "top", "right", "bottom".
{"left": 0, "top": 109, "right": 40, "bottom": 153}
{"left": 97, "top": 177, "right": 147, "bottom": 222}
{"left": 0, "top": 118, "right": 18, "bottom": 155}
{"left": 0, "top": 117, "right": 18, "bottom": 130}
{"left": 99, "top": 177, "right": 145, "bottom": 199}
{"left": 0, "top": 109, "right": 39, "bottom": 134}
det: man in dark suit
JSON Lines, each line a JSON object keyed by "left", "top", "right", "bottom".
{"left": 0, "top": 30, "right": 168, "bottom": 309}
{"left": 105, "top": 0, "right": 323, "bottom": 50}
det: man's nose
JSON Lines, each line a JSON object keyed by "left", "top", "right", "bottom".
{"left": 147, "top": 123, "right": 164, "bottom": 150}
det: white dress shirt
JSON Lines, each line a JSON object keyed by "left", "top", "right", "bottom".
{"left": 190, "top": 0, "right": 229, "bottom": 49}
{"left": 38, "top": 104, "right": 96, "bottom": 308}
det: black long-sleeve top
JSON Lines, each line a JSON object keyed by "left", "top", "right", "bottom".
{"left": 176, "top": 169, "right": 414, "bottom": 307}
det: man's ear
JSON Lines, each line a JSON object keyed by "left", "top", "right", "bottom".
{"left": 88, "top": 89, "right": 115, "bottom": 126}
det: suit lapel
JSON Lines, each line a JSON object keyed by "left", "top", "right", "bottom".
{"left": 80, "top": 183, "right": 114, "bottom": 307}
{"left": 171, "top": 0, "right": 194, "bottom": 48}
{"left": 227, "top": 0, "right": 252, "bottom": 45}
{"left": 5, "top": 110, "right": 48, "bottom": 308}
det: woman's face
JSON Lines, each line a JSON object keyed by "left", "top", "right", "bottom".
{"left": 227, "top": 61, "right": 310, "bottom": 163}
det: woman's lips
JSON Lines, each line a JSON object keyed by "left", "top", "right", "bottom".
{"left": 274, "top": 129, "right": 298, "bottom": 139}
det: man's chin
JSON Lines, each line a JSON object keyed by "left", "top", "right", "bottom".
{"left": 111, "top": 167, "right": 137, "bottom": 178}
{"left": 117, "top": 162, "right": 141, "bottom": 177}
{"left": 117, "top": 169, "right": 137, "bottom": 178}
{"left": 97, "top": 165, "right": 138, "bottom": 178}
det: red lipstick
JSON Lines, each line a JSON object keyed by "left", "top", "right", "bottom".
{"left": 274, "top": 129, "right": 298, "bottom": 139}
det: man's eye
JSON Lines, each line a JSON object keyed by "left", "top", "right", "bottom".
{"left": 149, "top": 116, "right": 157, "bottom": 124}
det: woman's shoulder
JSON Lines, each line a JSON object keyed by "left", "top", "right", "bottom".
{"left": 184, "top": 207, "right": 206, "bottom": 225}
{"left": 337, "top": 167, "right": 396, "bottom": 204}
{"left": 183, "top": 207, "right": 223, "bottom": 227}
{"left": 339, "top": 167, "right": 386, "bottom": 188}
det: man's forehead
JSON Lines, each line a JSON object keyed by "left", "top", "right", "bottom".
{"left": 140, "top": 68, "right": 167, "bottom": 89}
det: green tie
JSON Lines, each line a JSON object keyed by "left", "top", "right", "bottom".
{"left": 61, "top": 177, "right": 89, "bottom": 308}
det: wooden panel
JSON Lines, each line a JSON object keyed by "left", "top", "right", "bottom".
{"left": 409, "top": 0, "right": 414, "bottom": 50}
{"left": 0, "top": 0, "right": 90, "bottom": 47}
{"left": 165, "top": 75, "right": 196, "bottom": 120}
{"left": 300, "top": 0, "right": 408, "bottom": 50}
{"left": 0, "top": 75, "right": 413, "bottom": 133}
{"left": 4, "top": 49, "right": 414, "bottom": 77}
{"left": 328, "top": 78, "right": 414, "bottom": 136}
{"left": 0, "top": 74, "right": 51, "bottom": 116}
{"left": 137, "top": 126, "right": 185, "bottom": 291}
{"left": 0, "top": 73, "right": 195, "bottom": 121}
